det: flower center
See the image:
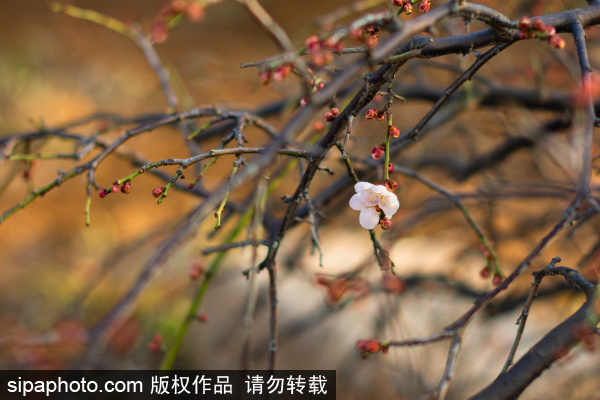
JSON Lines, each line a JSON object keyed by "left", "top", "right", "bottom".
{"left": 367, "top": 189, "right": 390, "bottom": 206}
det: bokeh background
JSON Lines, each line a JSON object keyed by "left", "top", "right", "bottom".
{"left": 1, "top": 0, "right": 599, "bottom": 399}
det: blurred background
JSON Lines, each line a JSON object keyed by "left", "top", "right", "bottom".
{"left": 0, "top": 0, "right": 599, "bottom": 399}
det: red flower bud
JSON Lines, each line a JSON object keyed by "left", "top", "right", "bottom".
{"left": 384, "top": 179, "right": 398, "bottom": 190}
{"left": 259, "top": 70, "right": 271, "bottom": 86}
{"left": 531, "top": 19, "right": 544, "bottom": 32}
{"left": 98, "top": 189, "right": 107, "bottom": 198}
{"left": 273, "top": 63, "right": 292, "bottom": 82}
{"left": 152, "top": 187, "right": 165, "bottom": 198}
{"left": 379, "top": 217, "right": 392, "bottom": 230}
{"left": 549, "top": 35, "right": 566, "bottom": 49}
{"left": 544, "top": 26, "right": 556, "bottom": 36}
{"left": 403, "top": 3, "right": 413, "bottom": 14}
{"left": 518, "top": 17, "right": 531, "bottom": 30}
{"left": 365, "top": 108, "right": 379, "bottom": 120}
{"left": 480, "top": 267, "right": 491, "bottom": 278}
{"left": 197, "top": 313, "right": 209, "bottom": 322}
{"left": 120, "top": 180, "right": 132, "bottom": 194}
{"left": 492, "top": 273, "right": 503, "bottom": 286}
{"left": 305, "top": 35, "right": 320, "bottom": 51}
{"left": 388, "top": 125, "right": 400, "bottom": 138}
{"left": 371, "top": 146, "right": 384, "bottom": 159}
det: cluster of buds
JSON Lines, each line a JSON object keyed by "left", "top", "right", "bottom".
{"left": 98, "top": 180, "right": 132, "bottom": 198}
{"left": 151, "top": 0, "right": 205, "bottom": 43}
{"left": 304, "top": 35, "right": 344, "bottom": 67}
{"left": 355, "top": 339, "right": 388, "bottom": 358}
{"left": 517, "top": 17, "right": 565, "bottom": 49}
{"left": 365, "top": 108, "right": 385, "bottom": 120}
{"left": 315, "top": 275, "right": 370, "bottom": 305}
{"left": 323, "top": 107, "right": 339, "bottom": 122}
{"left": 148, "top": 333, "right": 163, "bottom": 353}
{"left": 478, "top": 243, "right": 503, "bottom": 285}
{"left": 348, "top": 25, "right": 380, "bottom": 49}
{"left": 152, "top": 187, "right": 165, "bottom": 198}
{"left": 479, "top": 267, "right": 502, "bottom": 285}
{"left": 258, "top": 62, "right": 293, "bottom": 86}
{"left": 392, "top": 0, "right": 430, "bottom": 15}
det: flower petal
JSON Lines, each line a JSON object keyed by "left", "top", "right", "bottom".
{"left": 359, "top": 207, "right": 380, "bottom": 230}
{"left": 380, "top": 192, "right": 400, "bottom": 218}
{"left": 349, "top": 194, "right": 366, "bottom": 210}
{"left": 355, "top": 182, "right": 374, "bottom": 203}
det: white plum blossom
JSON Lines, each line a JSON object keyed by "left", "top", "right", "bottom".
{"left": 349, "top": 182, "right": 399, "bottom": 229}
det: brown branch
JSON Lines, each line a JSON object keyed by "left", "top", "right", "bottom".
{"left": 471, "top": 261, "right": 598, "bottom": 400}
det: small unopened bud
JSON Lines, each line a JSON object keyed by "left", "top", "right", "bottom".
{"left": 259, "top": 70, "right": 271, "bottom": 86}
{"left": 98, "top": 189, "right": 108, "bottom": 198}
{"left": 549, "top": 35, "right": 565, "bottom": 49}
{"left": 365, "top": 108, "right": 379, "bottom": 120}
{"left": 371, "top": 146, "right": 384, "bottom": 159}
{"left": 543, "top": 26, "right": 556, "bottom": 36}
{"left": 419, "top": 0, "right": 430, "bottom": 13}
{"left": 197, "top": 313, "right": 209, "bottom": 322}
{"left": 480, "top": 267, "right": 491, "bottom": 278}
{"left": 388, "top": 125, "right": 400, "bottom": 138}
{"left": 380, "top": 217, "right": 392, "bottom": 230}
{"left": 387, "top": 162, "right": 394, "bottom": 174}
{"left": 403, "top": 2, "right": 413, "bottom": 14}
{"left": 384, "top": 179, "right": 397, "bottom": 190}
{"left": 152, "top": 187, "right": 165, "bottom": 198}
{"left": 492, "top": 273, "right": 503, "bottom": 286}
{"left": 121, "top": 180, "right": 132, "bottom": 194}
{"left": 305, "top": 35, "right": 320, "bottom": 51}
{"left": 531, "top": 19, "right": 544, "bottom": 32}
{"left": 518, "top": 17, "right": 531, "bottom": 30}
{"left": 273, "top": 63, "right": 292, "bottom": 82}
{"left": 111, "top": 183, "right": 119, "bottom": 193}
{"left": 300, "top": 96, "right": 308, "bottom": 107}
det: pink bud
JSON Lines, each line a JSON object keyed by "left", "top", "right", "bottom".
{"left": 492, "top": 273, "right": 503, "bottom": 286}
{"left": 365, "top": 108, "right": 379, "bottom": 120}
{"left": 518, "top": 17, "right": 531, "bottom": 30}
{"left": 152, "top": 187, "right": 165, "bottom": 198}
{"left": 549, "top": 35, "right": 565, "bottom": 49}
{"left": 371, "top": 147, "right": 384, "bottom": 159}
{"left": 531, "top": 19, "right": 544, "bottom": 32}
